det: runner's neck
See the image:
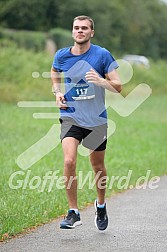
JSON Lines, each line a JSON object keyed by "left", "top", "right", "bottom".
{"left": 71, "top": 42, "right": 91, "bottom": 55}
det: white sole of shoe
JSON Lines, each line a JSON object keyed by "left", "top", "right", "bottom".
{"left": 60, "top": 220, "right": 82, "bottom": 229}
{"left": 94, "top": 200, "right": 98, "bottom": 229}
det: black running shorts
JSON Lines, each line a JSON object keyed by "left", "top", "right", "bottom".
{"left": 59, "top": 117, "right": 107, "bottom": 151}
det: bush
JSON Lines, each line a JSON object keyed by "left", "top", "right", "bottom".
{"left": 48, "top": 28, "right": 73, "bottom": 49}
{"left": 0, "top": 28, "right": 46, "bottom": 51}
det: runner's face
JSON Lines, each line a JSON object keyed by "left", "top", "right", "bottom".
{"left": 72, "top": 19, "right": 94, "bottom": 44}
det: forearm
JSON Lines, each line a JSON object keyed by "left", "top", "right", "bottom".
{"left": 50, "top": 67, "right": 67, "bottom": 109}
{"left": 100, "top": 78, "right": 122, "bottom": 93}
{"left": 50, "top": 67, "right": 61, "bottom": 93}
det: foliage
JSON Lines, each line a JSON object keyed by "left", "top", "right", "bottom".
{"left": 0, "top": 42, "right": 52, "bottom": 103}
{"left": 48, "top": 28, "right": 73, "bottom": 49}
{"left": 0, "top": 0, "right": 167, "bottom": 59}
{"left": 0, "top": 0, "right": 61, "bottom": 30}
{"left": 0, "top": 28, "right": 46, "bottom": 51}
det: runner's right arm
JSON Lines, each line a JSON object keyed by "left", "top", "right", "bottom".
{"left": 51, "top": 67, "right": 67, "bottom": 109}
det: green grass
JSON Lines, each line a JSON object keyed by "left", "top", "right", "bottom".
{"left": 0, "top": 41, "right": 53, "bottom": 103}
{"left": 0, "top": 42, "right": 167, "bottom": 240}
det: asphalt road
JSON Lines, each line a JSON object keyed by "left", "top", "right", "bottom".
{"left": 1, "top": 175, "right": 167, "bottom": 252}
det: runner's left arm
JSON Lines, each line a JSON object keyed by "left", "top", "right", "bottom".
{"left": 85, "top": 68, "right": 122, "bottom": 93}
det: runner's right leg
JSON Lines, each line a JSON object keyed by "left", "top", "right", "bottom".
{"left": 60, "top": 137, "right": 82, "bottom": 229}
{"left": 62, "top": 137, "right": 80, "bottom": 209}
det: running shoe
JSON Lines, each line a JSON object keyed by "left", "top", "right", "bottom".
{"left": 60, "top": 210, "right": 82, "bottom": 229}
{"left": 94, "top": 200, "right": 108, "bottom": 231}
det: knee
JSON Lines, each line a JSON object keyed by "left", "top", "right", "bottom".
{"left": 64, "top": 158, "right": 76, "bottom": 170}
{"left": 91, "top": 160, "right": 105, "bottom": 172}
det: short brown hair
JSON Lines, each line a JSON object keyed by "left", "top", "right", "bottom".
{"left": 73, "top": 15, "right": 94, "bottom": 30}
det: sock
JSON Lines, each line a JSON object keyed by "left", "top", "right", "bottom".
{"left": 97, "top": 201, "right": 105, "bottom": 208}
{"left": 69, "top": 208, "right": 79, "bottom": 214}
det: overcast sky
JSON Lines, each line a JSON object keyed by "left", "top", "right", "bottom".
{"left": 160, "top": 0, "right": 167, "bottom": 4}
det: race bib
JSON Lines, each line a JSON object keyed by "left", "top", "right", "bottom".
{"left": 68, "top": 83, "right": 95, "bottom": 101}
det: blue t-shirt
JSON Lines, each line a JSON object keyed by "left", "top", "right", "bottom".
{"left": 52, "top": 44, "right": 118, "bottom": 127}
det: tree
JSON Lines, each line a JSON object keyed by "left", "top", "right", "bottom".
{"left": 0, "top": 0, "right": 60, "bottom": 30}
{"left": 0, "top": 0, "right": 167, "bottom": 58}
